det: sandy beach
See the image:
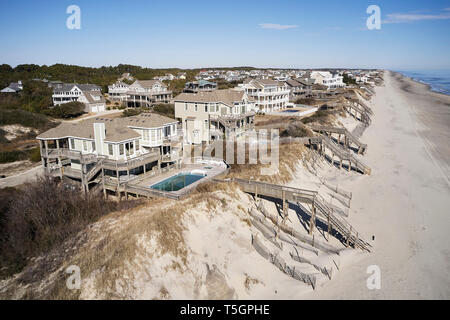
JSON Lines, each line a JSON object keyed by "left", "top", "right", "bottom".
{"left": 302, "top": 71, "right": 450, "bottom": 299}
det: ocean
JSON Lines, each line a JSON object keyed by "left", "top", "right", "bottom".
{"left": 397, "top": 70, "right": 450, "bottom": 96}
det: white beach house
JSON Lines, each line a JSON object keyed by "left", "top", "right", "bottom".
{"left": 239, "top": 79, "right": 290, "bottom": 113}
{"left": 36, "top": 113, "right": 181, "bottom": 191}
{"left": 310, "top": 71, "right": 345, "bottom": 89}
{"left": 174, "top": 89, "right": 255, "bottom": 144}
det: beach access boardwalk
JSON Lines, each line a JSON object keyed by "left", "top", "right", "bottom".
{"left": 309, "top": 125, "right": 368, "bottom": 154}
{"left": 344, "top": 99, "right": 372, "bottom": 125}
{"left": 215, "top": 177, "right": 371, "bottom": 252}
{"left": 308, "top": 135, "right": 371, "bottom": 175}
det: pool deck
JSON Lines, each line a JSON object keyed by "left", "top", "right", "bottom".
{"left": 128, "top": 163, "right": 228, "bottom": 198}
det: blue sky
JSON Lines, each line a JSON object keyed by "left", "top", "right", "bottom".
{"left": 0, "top": 0, "right": 449, "bottom": 70}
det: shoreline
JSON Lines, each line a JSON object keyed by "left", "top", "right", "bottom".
{"left": 393, "top": 71, "right": 450, "bottom": 97}
{"left": 303, "top": 70, "right": 450, "bottom": 299}
{"left": 390, "top": 70, "right": 450, "bottom": 186}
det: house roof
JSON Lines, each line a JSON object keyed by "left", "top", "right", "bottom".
{"left": 174, "top": 89, "right": 253, "bottom": 107}
{"left": 37, "top": 113, "right": 177, "bottom": 142}
{"left": 285, "top": 79, "right": 302, "bottom": 87}
{"left": 243, "top": 78, "right": 279, "bottom": 86}
{"left": 81, "top": 91, "right": 106, "bottom": 104}
{"left": 52, "top": 83, "right": 101, "bottom": 93}
{"left": 134, "top": 80, "right": 166, "bottom": 89}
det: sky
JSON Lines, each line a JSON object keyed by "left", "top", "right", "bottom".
{"left": 0, "top": 0, "right": 449, "bottom": 70}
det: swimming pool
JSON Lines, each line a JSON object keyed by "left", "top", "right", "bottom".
{"left": 150, "top": 172, "right": 206, "bottom": 191}
{"left": 282, "top": 109, "right": 299, "bottom": 113}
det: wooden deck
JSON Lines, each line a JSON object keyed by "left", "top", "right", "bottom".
{"left": 309, "top": 125, "right": 368, "bottom": 154}
{"left": 217, "top": 178, "right": 371, "bottom": 252}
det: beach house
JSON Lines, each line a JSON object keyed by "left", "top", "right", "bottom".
{"left": 284, "top": 78, "right": 313, "bottom": 100}
{"left": 123, "top": 80, "right": 172, "bottom": 107}
{"left": 51, "top": 83, "right": 105, "bottom": 112}
{"left": 174, "top": 89, "right": 256, "bottom": 144}
{"left": 108, "top": 81, "right": 130, "bottom": 102}
{"left": 77, "top": 91, "right": 107, "bottom": 113}
{"left": 1, "top": 80, "right": 23, "bottom": 93}
{"left": 239, "top": 79, "right": 290, "bottom": 113}
{"left": 183, "top": 80, "right": 218, "bottom": 93}
{"left": 36, "top": 113, "right": 181, "bottom": 192}
{"left": 310, "top": 71, "right": 345, "bottom": 89}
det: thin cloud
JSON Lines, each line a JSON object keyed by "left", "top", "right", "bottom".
{"left": 259, "top": 23, "right": 298, "bottom": 30}
{"left": 383, "top": 8, "right": 450, "bottom": 23}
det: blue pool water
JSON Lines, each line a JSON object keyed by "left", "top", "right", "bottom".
{"left": 283, "top": 109, "right": 299, "bottom": 113}
{"left": 151, "top": 172, "right": 205, "bottom": 191}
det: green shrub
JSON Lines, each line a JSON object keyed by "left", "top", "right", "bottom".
{"left": 45, "top": 101, "right": 85, "bottom": 119}
{"left": 153, "top": 103, "right": 174, "bottom": 117}
{"left": 0, "top": 150, "right": 28, "bottom": 163}
{"left": 0, "top": 109, "right": 54, "bottom": 130}
{"left": 28, "top": 147, "right": 41, "bottom": 162}
{"left": 122, "top": 108, "right": 143, "bottom": 117}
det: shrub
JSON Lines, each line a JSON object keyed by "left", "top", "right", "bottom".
{"left": 0, "top": 109, "right": 54, "bottom": 130}
{"left": 122, "top": 108, "right": 143, "bottom": 117}
{"left": 0, "top": 150, "right": 28, "bottom": 163}
{"left": 301, "top": 110, "right": 332, "bottom": 124}
{"left": 295, "top": 97, "right": 318, "bottom": 105}
{"left": 153, "top": 103, "right": 174, "bottom": 117}
{"left": 0, "top": 177, "right": 143, "bottom": 277}
{"left": 45, "top": 102, "right": 85, "bottom": 119}
{"left": 280, "top": 122, "right": 313, "bottom": 138}
{"left": 28, "top": 147, "right": 41, "bottom": 162}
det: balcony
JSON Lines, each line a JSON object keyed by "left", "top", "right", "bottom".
{"left": 102, "top": 150, "right": 160, "bottom": 170}
{"left": 161, "top": 151, "right": 181, "bottom": 163}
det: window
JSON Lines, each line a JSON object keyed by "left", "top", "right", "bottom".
{"left": 92, "top": 141, "right": 96, "bottom": 151}
{"left": 157, "top": 129, "right": 161, "bottom": 141}
{"left": 108, "top": 144, "right": 113, "bottom": 156}
{"left": 119, "top": 144, "right": 124, "bottom": 155}
{"left": 205, "top": 105, "right": 208, "bottom": 112}
{"left": 136, "top": 140, "right": 139, "bottom": 150}
{"left": 144, "top": 130, "right": 149, "bottom": 140}
{"left": 70, "top": 138, "right": 75, "bottom": 149}
{"left": 204, "top": 120, "right": 208, "bottom": 128}
{"left": 83, "top": 140, "right": 87, "bottom": 151}
{"left": 184, "top": 102, "right": 188, "bottom": 111}
{"left": 194, "top": 103, "right": 198, "bottom": 112}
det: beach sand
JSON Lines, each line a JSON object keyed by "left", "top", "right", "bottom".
{"left": 302, "top": 71, "right": 450, "bottom": 299}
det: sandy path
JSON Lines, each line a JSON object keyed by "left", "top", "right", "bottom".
{"left": 0, "top": 165, "right": 43, "bottom": 188}
{"left": 303, "top": 71, "right": 450, "bottom": 299}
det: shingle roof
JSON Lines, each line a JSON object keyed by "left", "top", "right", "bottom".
{"left": 37, "top": 113, "right": 177, "bottom": 142}
{"left": 52, "top": 83, "right": 101, "bottom": 93}
{"left": 135, "top": 80, "right": 166, "bottom": 89}
{"left": 174, "top": 89, "right": 253, "bottom": 107}
{"left": 81, "top": 91, "right": 106, "bottom": 104}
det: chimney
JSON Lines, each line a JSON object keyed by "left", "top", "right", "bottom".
{"left": 93, "top": 122, "right": 105, "bottom": 155}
